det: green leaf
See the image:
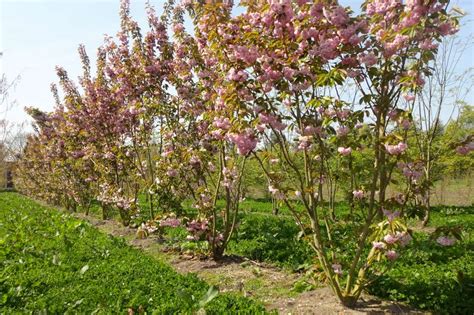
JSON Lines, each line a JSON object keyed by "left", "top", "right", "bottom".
{"left": 198, "top": 286, "right": 219, "bottom": 309}
{"left": 80, "top": 265, "right": 89, "bottom": 275}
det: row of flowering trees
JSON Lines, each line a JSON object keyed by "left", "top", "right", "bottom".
{"left": 15, "top": 0, "right": 466, "bottom": 307}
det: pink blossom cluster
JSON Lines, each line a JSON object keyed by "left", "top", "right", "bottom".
{"left": 336, "top": 126, "right": 350, "bottom": 137}
{"left": 383, "top": 231, "right": 412, "bottom": 247}
{"left": 186, "top": 219, "right": 209, "bottom": 241}
{"left": 227, "top": 67, "right": 248, "bottom": 82}
{"left": 208, "top": 232, "right": 225, "bottom": 246}
{"left": 455, "top": 142, "right": 474, "bottom": 155}
{"left": 258, "top": 112, "right": 287, "bottom": 131}
{"left": 213, "top": 117, "right": 231, "bottom": 130}
{"left": 358, "top": 52, "right": 377, "bottom": 67}
{"left": 384, "top": 34, "right": 409, "bottom": 58}
{"left": 195, "top": 192, "right": 212, "bottom": 210}
{"left": 228, "top": 130, "right": 258, "bottom": 155}
{"left": 385, "top": 250, "right": 399, "bottom": 261}
{"left": 397, "top": 118, "right": 412, "bottom": 130}
{"left": 140, "top": 222, "right": 159, "bottom": 234}
{"left": 96, "top": 184, "right": 134, "bottom": 210}
{"left": 268, "top": 185, "right": 285, "bottom": 200}
{"left": 403, "top": 94, "right": 416, "bottom": 102}
{"left": 297, "top": 136, "right": 312, "bottom": 150}
{"left": 352, "top": 190, "right": 364, "bottom": 199}
{"left": 222, "top": 166, "right": 238, "bottom": 188}
{"left": 372, "top": 241, "right": 386, "bottom": 250}
{"left": 231, "top": 45, "right": 259, "bottom": 65}
{"left": 302, "top": 125, "right": 326, "bottom": 138}
{"left": 338, "top": 147, "right": 352, "bottom": 156}
{"left": 385, "top": 142, "right": 407, "bottom": 155}
{"left": 372, "top": 230, "right": 412, "bottom": 262}
{"left": 166, "top": 168, "right": 178, "bottom": 177}
{"left": 332, "top": 263, "right": 343, "bottom": 275}
{"left": 366, "top": 0, "right": 401, "bottom": 16}
{"left": 398, "top": 162, "right": 423, "bottom": 182}
{"left": 159, "top": 217, "right": 181, "bottom": 228}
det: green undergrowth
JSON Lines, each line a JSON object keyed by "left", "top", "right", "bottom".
{"left": 224, "top": 201, "right": 474, "bottom": 314}
{"left": 368, "top": 231, "right": 474, "bottom": 314}
{"left": 0, "top": 192, "right": 267, "bottom": 314}
{"left": 236, "top": 203, "right": 474, "bottom": 314}
{"left": 37, "top": 193, "right": 474, "bottom": 314}
{"left": 227, "top": 213, "right": 314, "bottom": 271}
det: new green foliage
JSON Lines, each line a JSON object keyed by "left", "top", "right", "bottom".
{"left": 0, "top": 192, "right": 267, "bottom": 314}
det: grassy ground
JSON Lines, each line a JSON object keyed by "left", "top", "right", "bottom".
{"left": 4, "top": 192, "right": 473, "bottom": 314}
{"left": 0, "top": 192, "right": 267, "bottom": 314}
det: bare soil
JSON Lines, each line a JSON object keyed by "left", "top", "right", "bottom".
{"left": 75, "top": 213, "right": 427, "bottom": 314}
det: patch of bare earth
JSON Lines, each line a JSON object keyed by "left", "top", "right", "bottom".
{"left": 75, "top": 213, "right": 425, "bottom": 314}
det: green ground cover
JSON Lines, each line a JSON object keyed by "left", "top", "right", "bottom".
{"left": 230, "top": 200, "right": 474, "bottom": 314}
{"left": 0, "top": 192, "right": 267, "bottom": 314}
{"left": 3, "top": 192, "right": 472, "bottom": 314}
{"left": 143, "top": 197, "right": 474, "bottom": 313}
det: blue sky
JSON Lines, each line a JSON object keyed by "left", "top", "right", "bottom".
{"left": 1, "top": 0, "right": 473, "bottom": 125}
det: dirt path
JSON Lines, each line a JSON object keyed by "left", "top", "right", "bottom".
{"left": 75, "top": 213, "right": 425, "bottom": 314}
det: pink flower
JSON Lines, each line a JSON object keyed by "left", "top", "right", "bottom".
{"left": 456, "top": 143, "right": 473, "bottom": 155}
{"left": 332, "top": 263, "right": 343, "bottom": 275}
{"left": 258, "top": 112, "right": 286, "bottom": 131}
{"left": 384, "top": 234, "right": 398, "bottom": 245}
{"left": 397, "top": 231, "right": 412, "bottom": 247}
{"left": 438, "top": 22, "right": 458, "bottom": 36}
{"left": 347, "top": 69, "right": 361, "bottom": 78}
{"left": 388, "top": 110, "right": 398, "bottom": 120}
{"left": 173, "top": 23, "right": 184, "bottom": 33}
{"left": 456, "top": 145, "right": 469, "bottom": 155}
{"left": 385, "top": 142, "right": 407, "bottom": 155}
{"left": 399, "top": 119, "right": 412, "bottom": 130}
{"left": 298, "top": 135, "right": 312, "bottom": 150}
{"left": 419, "top": 39, "right": 438, "bottom": 50}
{"left": 338, "top": 147, "right": 352, "bottom": 156}
{"left": 336, "top": 126, "right": 350, "bottom": 137}
{"left": 403, "top": 94, "right": 416, "bottom": 102}
{"left": 302, "top": 126, "right": 319, "bottom": 136}
{"left": 213, "top": 117, "right": 231, "bottom": 130}
{"left": 166, "top": 168, "right": 178, "bottom": 177}
{"left": 232, "top": 45, "right": 258, "bottom": 64}
{"left": 268, "top": 185, "right": 285, "bottom": 200}
{"left": 359, "top": 52, "right": 377, "bottom": 67}
{"left": 353, "top": 190, "right": 364, "bottom": 199}
{"left": 385, "top": 250, "right": 398, "bottom": 261}
{"left": 436, "top": 236, "right": 456, "bottom": 246}
{"left": 160, "top": 218, "right": 181, "bottom": 228}
{"left": 228, "top": 130, "right": 258, "bottom": 155}
{"left": 227, "top": 68, "right": 248, "bottom": 82}
{"left": 161, "top": 148, "right": 174, "bottom": 158}
{"left": 372, "top": 241, "right": 386, "bottom": 250}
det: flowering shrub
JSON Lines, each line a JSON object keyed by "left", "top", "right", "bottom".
{"left": 189, "top": 0, "right": 460, "bottom": 306}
